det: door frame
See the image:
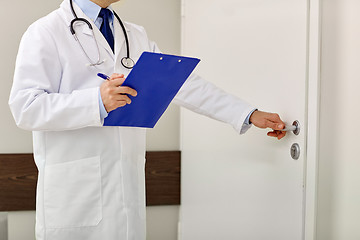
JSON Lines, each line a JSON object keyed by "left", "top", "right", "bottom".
{"left": 305, "top": 0, "right": 321, "bottom": 239}
{"left": 180, "top": 0, "right": 322, "bottom": 239}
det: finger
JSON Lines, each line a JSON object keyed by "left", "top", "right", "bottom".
{"left": 117, "top": 86, "right": 138, "bottom": 97}
{"left": 267, "top": 130, "right": 286, "bottom": 139}
{"left": 267, "top": 131, "right": 278, "bottom": 138}
{"left": 106, "top": 100, "right": 127, "bottom": 112}
{"left": 112, "top": 94, "right": 132, "bottom": 104}
{"left": 277, "top": 131, "right": 286, "bottom": 140}
{"left": 110, "top": 73, "right": 124, "bottom": 80}
{"left": 119, "top": 95, "right": 132, "bottom": 104}
{"left": 116, "top": 101, "right": 127, "bottom": 108}
{"left": 266, "top": 113, "right": 285, "bottom": 130}
{"left": 266, "top": 113, "right": 281, "bottom": 122}
{"left": 110, "top": 78, "right": 126, "bottom": 87}
{"left": 265, "top": 120, "right": 285, "bottom": 131}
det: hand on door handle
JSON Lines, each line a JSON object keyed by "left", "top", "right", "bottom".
{"left": 282, "top": 121, "right": 300, "bottom": 135}
{"left": 249, "top": 110, "right": 286, "bottom": 140}
{"left": 282, "top": 125, "right": 297, "bottom": 131}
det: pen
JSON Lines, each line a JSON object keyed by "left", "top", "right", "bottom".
{"left": 97, "top": 73, "right": 110, "bottom": 80}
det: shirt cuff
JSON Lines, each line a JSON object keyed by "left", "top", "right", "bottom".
{"left": 244, "top": 108, "right": 257, "bottom": 125}
{"left": 98, "top": 89, "right": 108, "bottom": 119}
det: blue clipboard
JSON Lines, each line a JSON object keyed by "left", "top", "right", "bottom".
{"left": 104, "top": 52, "right": 200, "bottom": 127}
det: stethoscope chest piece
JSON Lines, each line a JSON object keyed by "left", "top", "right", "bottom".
{"left": 121, "top": 57, "right": 135, "bottom": 69}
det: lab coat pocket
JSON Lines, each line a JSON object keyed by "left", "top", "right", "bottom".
{"left": 44, "top": 156, "right": 102, "bottom": 229}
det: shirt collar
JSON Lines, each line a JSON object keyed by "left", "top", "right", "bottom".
{"left": 73, "top": 0, "right": 113, "bottom": 22}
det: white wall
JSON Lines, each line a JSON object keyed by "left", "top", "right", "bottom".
{"left": 317, "top": 0, "right": 360, "bottom": 239}
{"left": 0, "top": 0, "right": 181, "bottom": 239}
{"left": 114, "top": 0, "right": 181, "bottom": 151}
{"left": 0, "top": 213, "right": 7, "bottom": 240}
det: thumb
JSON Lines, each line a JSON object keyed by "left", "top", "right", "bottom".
{"left": 266, "top": 120, "right": 285, "bottom": 130}
{"left": 275, "top": 122, "right": 285, "bottom": 130}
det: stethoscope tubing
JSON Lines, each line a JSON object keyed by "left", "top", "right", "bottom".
{"left": 113, "top": 12, "right": 130, "bottom": 60}
{"left": 69, "top": 0, "right": 134, "bottom": 68}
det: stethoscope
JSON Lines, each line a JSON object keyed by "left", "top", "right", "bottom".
{"left": 69, "top": 0, "right": 135, "bottom": 69}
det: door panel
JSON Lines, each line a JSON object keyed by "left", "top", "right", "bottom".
{"left": 180, "top": 1, "right": 307, "bottom": 239}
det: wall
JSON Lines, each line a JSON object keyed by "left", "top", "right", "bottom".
{"left": 0, "top": 214, "right": 6, "bottom": 240}
{"left": 0, "top": 0, "right": 180, "bottom": 239}
{"left": 317, "top": 0, "right": 360, "bottom": 239}
{"left": 114, "top": 0, "right": 181, "bottom": 151}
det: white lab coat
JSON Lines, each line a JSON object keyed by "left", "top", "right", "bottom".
{"left": 9, "top": 1, "right": 254, "bottom": 239}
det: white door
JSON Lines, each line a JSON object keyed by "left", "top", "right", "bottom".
{"left": 180, "top": 1, "right": 310, "bottom": 239}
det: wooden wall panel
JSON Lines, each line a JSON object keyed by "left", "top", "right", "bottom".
{"left": 145, "top": 151, "right": 181, "bottom": 206}
{"left": 0, "top": 151, "right": 180, "bottom": 211}
{"left": 0, "top": 154, "right": 37, "bottom": 211}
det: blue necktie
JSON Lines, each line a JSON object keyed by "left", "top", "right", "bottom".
{"left": 99, "top": 8, "right": 114, "bottom": 53}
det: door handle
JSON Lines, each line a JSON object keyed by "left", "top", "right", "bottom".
{"left": 282, "top": 120, "right": 300, "bottom": 135}
{"left": 290, "top": 143, "right": 300, "bottom": 160}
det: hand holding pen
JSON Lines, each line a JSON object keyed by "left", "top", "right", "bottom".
{"left": 98, "top": 73, "right": 138, "bottom": 113}
{"left": 97, "top": 73, "right": 111, "bottom": 80}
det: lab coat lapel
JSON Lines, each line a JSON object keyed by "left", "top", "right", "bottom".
{"left": 91, "top": 26, "right": 115, "bottom": 59}
{"left": 59, "top": 0, "right": 74, "bottom": 24}
{"left": 60, "top": 0, "right": 114, "bottom": 61}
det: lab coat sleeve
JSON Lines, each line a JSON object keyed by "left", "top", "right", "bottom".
{"left": 174, "top": 74, "right": 255, "bottom": 134}
{"left": 150, "top": 42, "right": 255, "bottom": 134}
{"left": 9, "top": 23, "right": 102, "bottom": 131}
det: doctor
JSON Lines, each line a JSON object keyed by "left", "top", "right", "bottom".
{"left": 9, "top": 0, "right": 286, "bottom": 239}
